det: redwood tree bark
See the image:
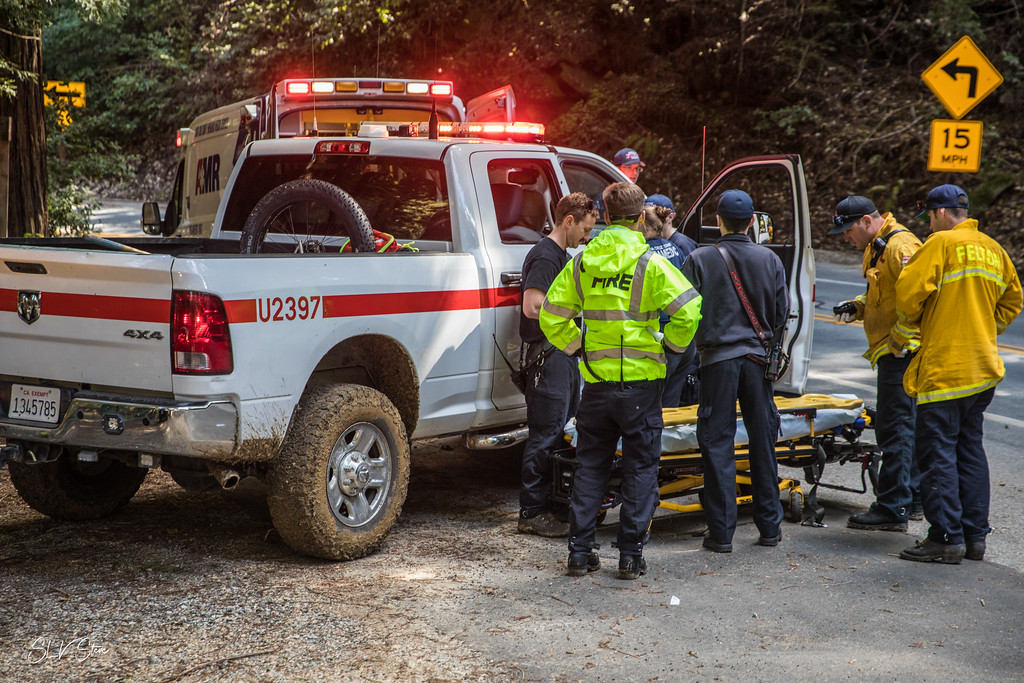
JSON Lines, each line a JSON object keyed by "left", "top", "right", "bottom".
{"left": 0, "top": 25, "right": 48, "bottom": 237}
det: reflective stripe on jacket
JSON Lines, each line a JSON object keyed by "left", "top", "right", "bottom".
{"left": 860, "top": 214, "right": 922, "bottom": 366}
{"left": 895, "top": 219, "right": 1022, "bottom": 403}
{"left": 539, "top": 225, "right": 702, "bottom": 383}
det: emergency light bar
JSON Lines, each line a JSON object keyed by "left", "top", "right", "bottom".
{"left": 282, "top": 78, "right": 456, "bottom": 101}
{"left": 439, "top": 121, "right": 545, "bottom": 142}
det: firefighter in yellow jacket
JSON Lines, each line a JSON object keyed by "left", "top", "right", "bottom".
{"left": 892, "top": 184, "right": 1022, "bottom": 564}
{"left": 540, "top": 182, "right": 702, "bottom": 580}
{"left": 829, "top": 195, "right": 923, "bottom": 531}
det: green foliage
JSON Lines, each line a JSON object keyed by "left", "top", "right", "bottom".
{"left": 756, "top": 106, "right": 819, "bottom": 137}
{"left": 45, "top": 183, "right": 100, "bottom": 237}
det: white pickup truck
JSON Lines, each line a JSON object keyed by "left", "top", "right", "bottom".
{"left": 0, "top": 125, "right": 814, "bottom": 559}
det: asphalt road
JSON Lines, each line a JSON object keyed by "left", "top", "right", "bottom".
{"left": 91, "top": 199, "right": 145, "bottom": 237}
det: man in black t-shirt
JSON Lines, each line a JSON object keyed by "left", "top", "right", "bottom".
{"left": 517, "top": 193, "right": 598, "bottom": 537}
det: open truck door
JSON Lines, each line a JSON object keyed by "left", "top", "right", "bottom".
{"left": 678, "top": 154, "right": 814, "bottom": 395}
{"left": 466, "top": 85, "right": 517, "bottom": 123}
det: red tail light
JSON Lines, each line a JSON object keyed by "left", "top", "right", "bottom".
{"left": 172, "top": 291, "right": 233, "bottom": 375}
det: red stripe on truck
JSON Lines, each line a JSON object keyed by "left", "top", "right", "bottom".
{"left": 1, "top": 287, "right": 521, "bottom": 325}
{"left": 0, "top": 289, "right": 169, "bottom": 323}
{"left": 223, "top": 287, "right": 520, "bottom": 324}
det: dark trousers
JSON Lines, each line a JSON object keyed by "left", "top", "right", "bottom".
{"left": 569, "top": 379, "right": 663, "bottom": 557}
{"left": 521, "top": 349, "right": 581, "bottom": 516}
{"left": 916, "top": 387, "right": 994, "bottom": 545}
{"left": 696, "top": 356, "right": 783, "bottom": 543}
{"left": 873, "top": 353, "right": 918, "bottom": 519}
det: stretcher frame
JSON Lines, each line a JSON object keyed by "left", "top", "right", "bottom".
{"left": 550, "top": 394, "right": 881, "bottom": 526}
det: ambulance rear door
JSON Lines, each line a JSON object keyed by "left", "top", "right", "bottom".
{"left": 465, "top": 86, "right": 517, "bottom": 123}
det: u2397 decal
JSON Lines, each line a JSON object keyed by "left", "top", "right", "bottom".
{"left": 257, "top": 296, "right": 321, "bottom": 322}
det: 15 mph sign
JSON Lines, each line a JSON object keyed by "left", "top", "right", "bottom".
{"left": 921, "top": 35, "right": 1002, "bottom": 120}
{"left": 928, "top": 119, "right": 983, "bottom": 173}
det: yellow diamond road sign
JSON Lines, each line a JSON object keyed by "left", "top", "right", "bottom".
{"left": 928, "top": 119, "right": 983, "bottom": 173}
{"left": 922, "top": 36, "right": 1002, "bottom": 119}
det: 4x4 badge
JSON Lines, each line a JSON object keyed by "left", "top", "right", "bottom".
{"left": 17, "top": 290, "right": 41, "bottom": 325}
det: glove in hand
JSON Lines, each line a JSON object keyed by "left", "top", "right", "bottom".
{"left": 833, "top": 300, "right": 858, "bottom": 323}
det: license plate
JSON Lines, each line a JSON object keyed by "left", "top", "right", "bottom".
{"left": 8, "top": 384, "right": 61, "bottom": 424}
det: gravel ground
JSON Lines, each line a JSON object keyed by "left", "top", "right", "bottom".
{"left": 0, "top": 439, "right": 526, "bottom": 682}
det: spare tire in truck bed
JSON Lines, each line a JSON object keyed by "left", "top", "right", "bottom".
{"left": 239, "top": 179, "right": 376, "bottom": 254}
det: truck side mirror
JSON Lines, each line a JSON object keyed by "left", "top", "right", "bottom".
{"left": 752, "top": 211, "right": 774, "bottom": 244}
{"left": 141, "top": 201, "right": 162, "bottom": 235}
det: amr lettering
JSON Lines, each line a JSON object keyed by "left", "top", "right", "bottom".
{"left": 194, "top": 154, "right": 221, "bottom": 195}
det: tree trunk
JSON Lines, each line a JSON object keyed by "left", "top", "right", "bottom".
{"left": 0, "top": 25, "right": 48, "bottom": 237}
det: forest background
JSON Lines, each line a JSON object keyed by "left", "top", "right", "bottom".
{"left": 2, "top": 0, "right": 1023, "bottom": 262}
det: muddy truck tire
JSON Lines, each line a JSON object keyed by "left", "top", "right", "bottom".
{"left": 239, "top": 179, "right": 376, "bottom": 254}
{"left": 8, "top": 451, "right": 148, "bottom": 520}
{"left": 267, "top": 383, "right": 410, "bottom": 560}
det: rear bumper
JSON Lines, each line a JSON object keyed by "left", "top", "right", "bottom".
{"left": 0, "top": 395, "right": 238, "bottom": 459}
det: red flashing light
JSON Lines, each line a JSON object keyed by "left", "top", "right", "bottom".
{"left": 286, "top": 81, "right": 310, "bottom": 96}
{"left": 175, "top": 130, "right": 182, "bottom": 148}
{"left": 359, "top": 80, "right": 383, "bottom": 89}
{"left": 315, "top": 140, "right": 371, "bottom": 154}
{"left": 172, "top": 291, "right": 233, "bottom": 375}
{"left": 430, "top": 83, "right": 453, "bottom": 97}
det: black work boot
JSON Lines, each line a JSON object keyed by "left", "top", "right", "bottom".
{"left": 566, "top": 551, "right": 601, "bottom": 577}
{"left": 617, "top": 555, "right": 647, "bottom": 580}
{"left": 965, "top": 540, "right": 986, "bottom": 561}
{"left": 847, "top": 507, "right": 908, "bottom": 532}
{"left": 702, "top": 536, "right": 732, "bottom": 553}
{"left": 899, "top": 538, "right": 966, "bottom": 564}
{"left": 518, "top": 511, "right": 569, "bottom": 538}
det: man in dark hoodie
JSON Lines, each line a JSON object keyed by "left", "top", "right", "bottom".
{"left": 681, "top": 189, "right": 789, "bottom": 553}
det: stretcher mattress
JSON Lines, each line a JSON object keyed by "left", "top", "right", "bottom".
{"left": 563, "top": 393, "right": 864, "bottom": 455}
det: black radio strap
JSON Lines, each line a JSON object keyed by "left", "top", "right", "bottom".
{"left": 869, "top": 228, "right": 907, "bottom": 268}
{"left": 714, "top": 243, "right": 769, "bottom": 348}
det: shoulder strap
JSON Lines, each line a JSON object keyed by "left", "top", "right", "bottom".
{"left": 869, "top": 228, "right": 907, "bottom": 268}
{"left": 714, "top": 243, "right": 768, "bottom": 345}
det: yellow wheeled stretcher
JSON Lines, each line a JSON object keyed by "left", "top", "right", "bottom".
{"left": 551, "top": 394, "right": 880, "bottom": 526}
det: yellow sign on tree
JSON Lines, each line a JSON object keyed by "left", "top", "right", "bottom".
{"left": 927, "top": 119, "right": 983, "bottom": 173}
{"left": 43, "top": 81, "right": 86, "bottom": 127}
{"left": 921, "top": 36, "right": 1002, "bottom": 120}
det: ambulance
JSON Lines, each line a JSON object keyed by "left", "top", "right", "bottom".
{"left": 152, "top": 78, "right": 517, "bottom": 237}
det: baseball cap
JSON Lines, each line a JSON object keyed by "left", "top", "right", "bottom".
{"left": 717, "top": 189, "right": 754, "bottom": 221}
{"left": 829, "top": 195, "right": 877, "bottom": 235}
{"left": 644, "top": 193, "right": 674, "bottom": 211}
{"left": 613, "top": 148, "right": 646, "bottom": 168}
{"left": 915, "top": 184, "right": 969, "bottom": 219}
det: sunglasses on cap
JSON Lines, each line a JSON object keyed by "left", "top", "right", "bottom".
{"left": 832, "top": 213, "right": 866, "bottom": 228}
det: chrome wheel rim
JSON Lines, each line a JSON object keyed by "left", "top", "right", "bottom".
{"left": 326, "top": 422, "right": 392, "bottom": 528}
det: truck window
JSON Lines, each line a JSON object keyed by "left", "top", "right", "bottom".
{"left": 486, "top": 159, "right": 558, "bottom": 245}
{"left": 560, "top": 160, "right": 618, "bottom": 230}
{"left": 230, "top": 155, "right": 450, "bottom": 242}
{"left": 685, "top": 164, "right": 799, "bottom": 279}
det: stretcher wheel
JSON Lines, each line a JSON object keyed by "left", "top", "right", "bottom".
{"left": 788, "top": 490, "right": 804, "bottom": 524}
